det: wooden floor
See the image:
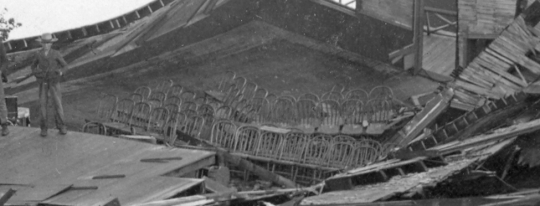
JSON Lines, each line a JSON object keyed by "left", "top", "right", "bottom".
{"left": 423, "top": 34, "right": 456, "bottom": 77}
{"left": 0, "top": 126, "right": 215, "bottom": 206}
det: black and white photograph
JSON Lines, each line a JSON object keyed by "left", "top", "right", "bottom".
{"left": 1, "top": 0, "right": 540, "bottom": 205}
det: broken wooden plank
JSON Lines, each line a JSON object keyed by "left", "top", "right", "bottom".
{"left": 454, "top": 79, "right": 501, "bottom": 98}
{"left": 388, "top": 44, "right": 415, "bottom": 62}
{"left": 133, "top": 186, "right": 319, "bottom": 206}
{"left": 0, "top": 189, "right": 16, "bottom": 206}
{"left": 431, "top": 117, "right": 540, "bottom": 154}
{"left": 469, "top": 59, "right": 524, "bottom": 89}
{"left": 178, "top": 139, "right": 298, "bottom": 188}
{"left": 491, "top": 39, "right": 540, "bottom": 74}
{"left": 406, "top": 92, "right": 527, "bottom": 152}
{"left": 389, "top": 89, "right": 453, "bottom": 147}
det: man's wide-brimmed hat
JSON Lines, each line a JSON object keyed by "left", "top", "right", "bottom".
{"left": 36, "top": 33, "right": 57, "bottom": 43}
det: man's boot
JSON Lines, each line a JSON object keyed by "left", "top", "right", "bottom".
{"left": 59, "top": 126, "right": 68, "bottom": 135}
{"left": 40, "top": 129, "right": 48, "bottom": 137}
{"left": 1, "top": 123, "right": 9, "bottom": 136}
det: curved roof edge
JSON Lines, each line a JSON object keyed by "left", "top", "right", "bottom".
{"left": 2, "top": 0, "right": 176, "bottom": 54}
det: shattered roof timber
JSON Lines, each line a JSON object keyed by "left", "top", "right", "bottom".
{"left": 452, "top": 1, "right": 540, "bottom": 110}
{"left": 0, "top": 127, "right": 215, "bottom": 205}
{"left": 299, "top": 189, "right": 540, "bottom": 206}
{"left": 301, "top": 137, "right": 517, "bottom": 205}
{"left": 404, "top": 92, "right": 527, "bottom": 151}
{"left": 303, "top": 106, "right": 540, "bottom": 205}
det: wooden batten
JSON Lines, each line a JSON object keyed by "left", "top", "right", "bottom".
{"left": 467, "top": 59, "right": 522, "bottom": 91}
{"left": 452, "top": 88, "right": 483, "bottom": 106}
{"left": 490, "top": 39, "right": 540, "bottom": 74}
{"left": 454, "top": 79, "right": 500, "bottom": 98}
{"left": 485, "top": 48, "right": 515, "bottom": 66}
{"left": 476, "top": 54, "right": 527, "bottom": 87}
{"left": 459, "top": 68, "right": 494, "bottom": 89}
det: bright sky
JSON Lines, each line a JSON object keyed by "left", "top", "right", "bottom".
{"left": 0, "top": 0, "right": 154, "bottom": 40}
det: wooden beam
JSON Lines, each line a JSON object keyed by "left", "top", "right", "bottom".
{"left": 0, "top": 189, "right": 16, "bottom": 206}
{"left": 391, "top": 88, "right": 453, "bottom": 147}
{"left": 388, "top": 44, "right": 415, "bottom": 62}
{"left": 413, "top": 0, "right": 425, "bottom": 74}
{"left": 432, "top": 116, "right": 540, "bottom": 154}
{"left": 175, "top": 137, "right": 298, "bottom": 188}
{"left": 466, "top": 33, "right": 500, "bottom": 39}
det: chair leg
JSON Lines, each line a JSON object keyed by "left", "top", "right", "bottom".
{"left": 243, "top": 169, "right": 249, "bottom": 181}
{"left": 292, "top": 165, "right": 298, "bottom": 182}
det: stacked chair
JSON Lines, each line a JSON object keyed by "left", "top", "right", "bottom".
{"left": 83, "top": 79, "right": 216, "bottom": 145}
{"left": 83, "top": 72, "right": 402, "bottom": 185}
{"left": 208, "top": 118, "right": 390, "bottom": 185}
{"left": 211, "top": 71, "right": 404, "bottom": 135}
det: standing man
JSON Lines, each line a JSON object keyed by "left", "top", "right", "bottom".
{"left": 0, "top": 40, "right": 11, "bottom": 136}
{"left": 18, "top": 33, "right": 68, "bottom": 137}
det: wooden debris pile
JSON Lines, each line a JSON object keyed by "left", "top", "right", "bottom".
{"left": 452, "top": 1, "right": 540, "bottom": 110}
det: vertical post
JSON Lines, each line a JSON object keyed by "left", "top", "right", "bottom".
{"left": 67, "top": 30, "right": 73, "bottom": 40}
{"left": 413, "top": 0, "right": 425, "bottom": 75}
{"left": 82, "top": 27, "right": 88, "bottom": 37}
{"left": 455, "top": 0, "right": 460, "bottom": 72}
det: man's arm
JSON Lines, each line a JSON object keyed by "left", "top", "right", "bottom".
{"left": 13, "top": 53, "right": 38, "bottom": 84}
{"left": 55, "top": 50, "right": 68, "bottom": 75}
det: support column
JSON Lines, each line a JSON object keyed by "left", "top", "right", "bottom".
{"left": 413, "top": 0, "right": 425, "bottom": 74}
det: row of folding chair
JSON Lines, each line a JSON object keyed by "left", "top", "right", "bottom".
{"left": 214, "top": 96, "right": 401, "bottom": 129}
{"left": 132, "top": 80, "right": 197, "bottom": 103}
{"left": 209, "top": 119, "right": 388, "bottom": 170}
{"left": 85, "top": 95, "right": 211, "bottom": 144}
{"left": 216, "top": 71, "right": 393, "bottom": 103}
{"left": 83, "top": 96, "right": 170, "bottom": 136}
{"left": 215, "top": 74, "right": 398, "bottom": 123}
{"left": 132, "top": 87, "right": 200, "bottom": 105}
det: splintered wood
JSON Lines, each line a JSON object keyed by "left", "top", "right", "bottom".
{"left": 300, "top": 159, "right": 476, "bottom": 205}
{"left": 454, "top": 1, "right": 540, "bottom": 110}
